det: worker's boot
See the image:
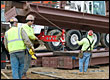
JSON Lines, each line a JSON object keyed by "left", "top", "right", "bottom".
{"left": 21, "top": 75, "right": 29, "bottom": 79}
{"left": 83, "top": 72, "right": 88, "bottom": 75}
{"left": 78, "top": 72, "right": 83, "bottom": 75}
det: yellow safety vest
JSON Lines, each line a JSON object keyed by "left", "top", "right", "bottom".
{"left": 21, "top": 24, "right": 36, "bottom": 40}
{"left": 5, "top": 27, "right": 26, "bottom": 53}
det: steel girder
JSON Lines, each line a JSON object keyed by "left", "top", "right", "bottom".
{"left": 5, "top": 3, "right": 109, "bottom": 33}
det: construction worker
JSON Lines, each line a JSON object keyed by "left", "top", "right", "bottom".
{"left": 4, "top": 17, "right": 27, "bottom": 79}
{"left": 21, "top": 14, "right": 44, "bottom": 79}
{"left": 75, "top": 30, "right": 95, "bottom": 75}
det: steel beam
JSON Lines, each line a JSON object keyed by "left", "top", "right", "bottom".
{"left": 5, "top": 3, "right": 109, "bottom": 33}
{"left": 35, "top": 52, "right": 53, "bottom": 57}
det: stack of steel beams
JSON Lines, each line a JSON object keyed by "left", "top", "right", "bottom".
{"left": 30, "top": 48, "right": 109, "bottom": 69}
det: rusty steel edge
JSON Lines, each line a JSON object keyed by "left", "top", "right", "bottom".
{"left": 5, "top": 2, "right": 109, "bottom": 33}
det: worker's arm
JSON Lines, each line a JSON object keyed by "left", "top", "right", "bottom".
{"left": 26, "top": 27, "right": 36, "bottom": 40}
{"left": 76, "top": 38, "right": 85, "bottom": 46}
{"left": 28, "top": 32, "right": 36, "bottom": 41}
{"left": 21, "top": 24, "right": 36, "bottom": 40}
{"left": 4, "top": 34, "right": 8, "bottom": 51}
{"left": 22, "top": 24, "right": 44, "bottom": 45}
{"left": 21, "top": 28, "right": 34, "bottom": 49}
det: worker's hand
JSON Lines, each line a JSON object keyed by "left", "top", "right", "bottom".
{"left": 31, "top": 46, "right": 35, "bottom": 52}
{"left": 31, "top": 54, "right": 37, "bottom": 60}
{"left": 29, "top": 49, "right": 35, "bottom": 55}
{"left": 74, "top": 37, "right": 78, "bottom": 41}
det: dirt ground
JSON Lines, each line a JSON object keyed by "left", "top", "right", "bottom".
{"left": 1, "top": 64, "right": 109, "bottom": 79}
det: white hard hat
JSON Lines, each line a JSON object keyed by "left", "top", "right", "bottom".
{"left": 26, "top": 14, "right": 35, "bottom": 20}
{"left": 9, "top": 17, "right": 18, "bottom": 22}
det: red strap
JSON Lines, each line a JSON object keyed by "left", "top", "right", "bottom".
{"left": 1, "top": 60, "right": 6, "bottom": 63}
{"left": 1, "top": 60, "right": 10, "bottom": 63}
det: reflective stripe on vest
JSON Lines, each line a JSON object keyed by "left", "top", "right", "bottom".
{"left": 6, "top": 27, "right": 23, "bottom": 43}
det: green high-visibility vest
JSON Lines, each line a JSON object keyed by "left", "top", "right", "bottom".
{"left": 77, "top": 35, "right": 95, "bottom": 51}
{"left": 21, "top": 24, "right": 36, "bottom": 40}
{"left": 5, "top": 27, "right": 26, "bottom": 53}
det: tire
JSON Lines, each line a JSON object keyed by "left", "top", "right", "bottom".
{"left": 65, "top": 30, "right": 81, "bottom": 50}
{"left": 86, "top": 32, "right": 100, "bottom": 48}
{"left": 44, "top": 29, "right": 63, "bottom": 51}
{"left": 92, "top": 32, "right": 100, "bottom": 48}
{"left": 100, "top": 33, "right": 109, "bottom": 48}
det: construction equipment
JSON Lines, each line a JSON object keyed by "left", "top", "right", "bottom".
{"left": 2, "top": 1, "right": 109, "bottom": 51}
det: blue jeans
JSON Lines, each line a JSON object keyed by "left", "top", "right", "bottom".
{"left": 22, "top": 50, "right": 31, "bottom": 76}
{"left": 10, "top": 51, "right": 25, "bottom": 79}
{"left": 79, "top": 52, "right": 91, "bottom": 72}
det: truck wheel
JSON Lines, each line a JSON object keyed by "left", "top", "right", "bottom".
{"left": 86, "top": 32, "right": 100, "bottom": 48}
{"left": 45, "top": 29, "right": 63, "bottom": 51}
{"left": 92, "top": 32, "right": 100, "bottom": 48}
{"left": 65, "top": 30, "right": 81, "bottom": 50}
{"left": 100, "top": 33, "right": 109, "bottom": 47}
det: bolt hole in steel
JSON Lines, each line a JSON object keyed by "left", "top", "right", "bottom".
{"left": 70, "top": 34, "right": 78, "bottom": 45}
{"left": 106, "top": 34, "right": 109, "bottom": 43}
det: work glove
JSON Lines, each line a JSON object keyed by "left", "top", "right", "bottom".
{"left": 29, "top": 49, "right": 37, "bottom": 60}
{"left": 31, "top": 54, "right": 37, "bottom": 60}
{"left": 74, "top": 37, "right": 78, "bottom": 41}
{"left": 31, "top": 46, "right": 35, "bottom": 52}
{"left": 29, "top": 49, "right": 35, "bottom": 55}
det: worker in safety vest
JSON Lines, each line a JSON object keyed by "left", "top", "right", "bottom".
{"left": 75, "top": 30, "right": 95, "bottom": 75}
{"left": 21, "top": 14, "right": 44, "bottom": 79}
{"left": 4, "top": 17, "right": 27, "bottom": 79}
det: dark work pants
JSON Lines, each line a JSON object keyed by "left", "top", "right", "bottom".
{"left": 22, "top": 49, "right": 31, "bottom": 76}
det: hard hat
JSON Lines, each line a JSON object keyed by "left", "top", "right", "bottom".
{"left": 26, "top": 14, "right": 35, "bottom": 20}
{"left": 9, "top": 17, "right": 18, "bottom": 22}
{"left": 88, "top": 30, "right": 93, "bottom": 36}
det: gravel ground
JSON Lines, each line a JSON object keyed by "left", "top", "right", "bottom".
{"left": 1, "top": 64, "right": 109, "bottom": 79}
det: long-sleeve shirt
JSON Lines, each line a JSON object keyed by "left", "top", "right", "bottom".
{"left": 76, "top": 35, "right": 95, "bottom": 51}
{"left": 21, "top": 24, "right": 36, "bottom": 40}
{"left": 21, "top": 27, "right": 34, "bottom": 49}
